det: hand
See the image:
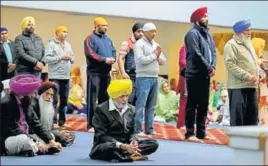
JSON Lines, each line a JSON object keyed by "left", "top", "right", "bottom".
{"left": 246, "top": 74, "right": 257, "bottom": 84}
{"left": 61, "top": 55, "right": 71, "bottom": 60}
{"left": 49, "top": 140, "right": 62, "bottom": 151}
{"left": 105, "top": 57, "right": 115, "bottom": 65}
{"left": 60, "top": 130, "right": 70, "bottom": 141}
{"left": 130, "top": 140, "right": 141, "bottom": 156}
{"left": 36, "top": 143, "right": 48, "bottom": 153}
{"left": 154, "top": 46, "right": 161, "bottom": 58}
{"left": 209, "top": 68, "right": 215, "bottom": 77}
{"left": 8, "top": 63, "right": 16, "bottom": 73}
{"left": 35, "top": 62, "right": 44, "bottom": 70}
{"left": 122, "top": 72, "right": 130, "bottom": 79}
{"left": 76, "top": 104, "right": 84, "bottom": 110}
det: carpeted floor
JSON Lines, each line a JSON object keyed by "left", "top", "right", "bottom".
{"left": 64, "top": 116, "right": 229, "bottom": 145}
{"left": 1, "top": 131, "right": 234, "bottom": 165}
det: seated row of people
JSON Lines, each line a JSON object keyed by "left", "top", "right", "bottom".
{"left": 0, "top": 74, "right": 75, "bottom": 156}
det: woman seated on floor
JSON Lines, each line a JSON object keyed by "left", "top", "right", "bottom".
{"left": 155, "top": 79, "right": 179, "bottom": 123}
{"left": 67, "top": 75, "right": 87, "bottom": 116}
{"left": 31, "top": 81, "right": 76, "bottom": 147}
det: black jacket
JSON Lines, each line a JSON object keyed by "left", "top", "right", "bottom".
{"left": 184, "top": 25, "right": 217, "bottom": 78}
{"left": 14, "top": 32, "right": 45, "bottom": 74}
{"left": 90, "top": 101, "right": 136, "bottom": 156}
{"left": 0, "top": 40, "right": 17, "bottom": 81}
{"left": 0, "top": 93, "right": 53, "bottom": 155}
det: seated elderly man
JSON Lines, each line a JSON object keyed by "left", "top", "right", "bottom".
{"left": 89, "top": 79, "right": 159, "bottom": 162}
{"left": 30, "top": 81, "right": 75, "bottom": 147}
{"left": 0, "top": 74, "right": 62, "bottom": 157}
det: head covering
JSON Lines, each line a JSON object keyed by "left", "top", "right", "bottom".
{"left": 190, "top": 7, "right": 207, "bottom": 23}
{"left": 10, "top": 74, "right": 41, "bottom": 96}
{"left": 0, "top": 27, "right": 8, "bottom": 33}
{"left": 38, "top": 81, "right": 58, "bottom": 95}
{"left": 233, "top": 20, "right": 251, "bottom": 34}
{"left": 21, "top": 16, "right": 35, "bottom": 31}
{"left": 107, "top": 79, "right": 132, "bottom": 99}
{"left": 132, "top": 22, "right": 144, "bottom": 33}
{"left": 2, "top": 79, "right": 10, "bottom": 89}
{"left": 94, "top": 17, "right": 108, "bottom": 27}
{"left": 252, "top": 38, "right": 266, "bottom": 58}
{"left": 143, "top": 22, "right": 156, "bottom": 32}
{"left": 55, "top": 25, "right": 68, "bottom": 35}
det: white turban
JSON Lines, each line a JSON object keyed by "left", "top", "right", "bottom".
{"left": 143, "top": 22, "right": 156, "bottom": 32}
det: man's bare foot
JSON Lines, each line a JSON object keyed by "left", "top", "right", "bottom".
{"left": 88, "top": 128, "right": 95, "bottom": 133}
{"left": 185, "top": 136, "right": 200, "bottom": 142}
{"left": 130, "top": 155, "right": 148, "bottom": 161}
{"left": 201, "top": 135, "right": 215, "bottom": 140}
{"left": 137, "top": 132, "right": 147, "bottom": 137}
{"left": 148, "top": 131, "right": 160, "bottom": 136}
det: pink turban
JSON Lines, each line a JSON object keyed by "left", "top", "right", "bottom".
{"left": 10, "top": 74, "right": 41, "bottom": 96}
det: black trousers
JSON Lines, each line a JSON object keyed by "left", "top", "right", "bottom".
{"left": 49, "top": 79, "right": 70, "bottom": 126}
{"left": 90, "top": 139, "right": 159, "bottom": 162}
{"left": 86, "top": 74, "right": 110, "bottom": 129}
{"left": 228, "top": 88, "right": 258, "bottom": 126}
{"left": 185, "top": 76, "right": 210, "bottom": 139}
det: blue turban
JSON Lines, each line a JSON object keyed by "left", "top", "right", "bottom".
{"left": 0, "top": 27, "right": 8, "bottom": 33}
{"left": 233, "top": 20, "right": 251, "bottom": 34}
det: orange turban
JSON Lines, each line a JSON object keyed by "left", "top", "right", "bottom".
{"left": 21, "top": 16, "right": 35, "bottom": 31}
{"left": 190, "top": 7, "right": 207, "bottom": 23}
{"left": 252, "top": 38, "right": 266, "bottom": 58}
{"left": 55, "top": 25, "right": 68, "bottom": 35}
{"left": 94, "top": 17, "right": 108, "bottom": 27}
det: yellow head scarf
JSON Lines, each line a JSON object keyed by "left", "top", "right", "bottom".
{"left": 21, "top": 16, "right": 35, "bottom": 31}
{"left": 55, "top": 25, "right": 68, "bottom": 35}
{"left": 94, "top": 17, "right": 108, "bottom": 27}
{"left": 107, "top": 79, "right": 132, "bottom": 99}
{"left": 252, "top": 38, "right": 266, "bottom": 58}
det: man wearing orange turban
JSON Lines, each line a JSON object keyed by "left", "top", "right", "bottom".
{"left": 14, "top": 16, "right": 45, "bottom": 78}
{"left": 89, "top": 79, "right": 158, "bottom": 162}
{"left": 184, "top": 7, "right": 217, "bottom": 142}
{"left": 84, "top": 17, "right": 116, "bottom": 132}
{"left": 44, "top": 25, "right": 75, "bottom": 127}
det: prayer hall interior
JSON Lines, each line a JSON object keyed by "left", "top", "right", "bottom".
{"left": 1, "top": 3, "right": 268, "bottom": 165}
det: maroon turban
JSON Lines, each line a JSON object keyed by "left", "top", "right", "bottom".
{"left": 10, "top": 74, "right": 41, "bottom": 96}
{"left": 190, "top": 7, "right": 207, "bottom": 23}
{"left": 38, "top": 81, "right": 58, "bottom": 95}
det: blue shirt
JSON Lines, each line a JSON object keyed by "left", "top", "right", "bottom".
{"left": 3, "top": 41, "right": 13, "bottom": 63}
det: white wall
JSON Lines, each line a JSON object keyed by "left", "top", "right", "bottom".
{"left": 1, "top": 1, "right": 267, "bottom": 30}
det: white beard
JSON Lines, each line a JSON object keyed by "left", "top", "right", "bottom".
{"left": 38, "top": 97, "right": 55, "bottom": 131}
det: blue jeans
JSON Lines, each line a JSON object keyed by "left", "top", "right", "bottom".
{"left": 135, "top": 77, "right": 158, "bottom": 134}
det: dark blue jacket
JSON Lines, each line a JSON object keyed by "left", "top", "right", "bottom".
{"left": 184, "top": 25, "right": 217, "bottom": 78}
{"left": 84, "top": 31, "right": 116, "bottom": 75}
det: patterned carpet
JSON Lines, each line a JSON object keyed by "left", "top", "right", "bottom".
{"left": 64, "top": 116, "right": 229, "bottom": 146}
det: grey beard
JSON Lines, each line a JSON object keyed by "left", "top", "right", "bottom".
{"left": 38, "top": 97, "right": 54, "bottom": 131}
{"left": 113, "top": 100, "right": 127, "bottom": 109}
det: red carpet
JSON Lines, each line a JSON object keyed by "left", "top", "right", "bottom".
{"left": 64, "top": 116, "right": 229, "bottom": 146}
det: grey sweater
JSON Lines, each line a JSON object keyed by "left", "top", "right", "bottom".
{"left": 134, "top": 36, "right": 166, "bottom": 78}
{"left": 45, "top": 38, "right": 74, "bottom": 80}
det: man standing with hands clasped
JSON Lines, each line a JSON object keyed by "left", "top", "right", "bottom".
{"left": 184, "top": 7, "right": 217, "bottom": 142}
{"left": 134, "top": 22, "right": 166, "bottom": 137}
{"left": 224, "top": 20, "right": 266, "bottom": 126}
{"left": 45, "top": 25, "right": 75, "bottom": 127}
{"left": 84, "top": 17, "right": 116, "bottom": 132}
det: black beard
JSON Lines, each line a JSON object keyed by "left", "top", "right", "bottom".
{"left": 98, "top": 29, "right": 105, "bottom": 35}
{"left": 198, "top": 21, "right": 208, "bottom": 29}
